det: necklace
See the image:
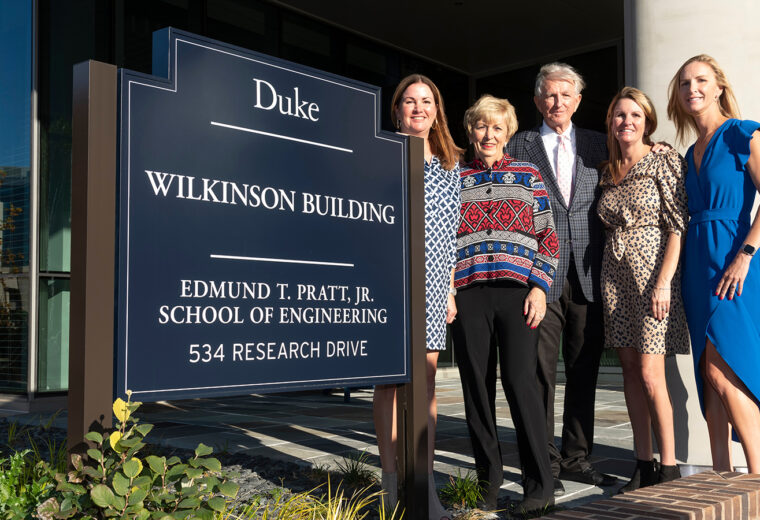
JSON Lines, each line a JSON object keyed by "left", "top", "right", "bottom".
{"left": 694, "top": 129, "right": 717, "bottom": 169}
{"left": 694, "top": 117, "right": 728, "bottom": 171}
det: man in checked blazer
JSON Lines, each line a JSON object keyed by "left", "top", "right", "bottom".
{"left": 505, "top": 63, "right": 615, "bottom": 495}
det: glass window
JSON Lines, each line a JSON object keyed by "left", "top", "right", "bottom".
{"left": 36, "top": 0, "right": 114, "bottom": 392}
{"left": 0, "top": 275, "right": 29, "bottom": 393}
{"left": 122, "top": 0, "right": 191, "bottom": 73}
{"left": 346, "top": 43, "right": 387, "bottom": 77}
{"left": 206, "top": 0, "right": 278, "bottom": 56}
{"left": 37, "top": 278, "right": 69, "bottom": 392}
{"left": 38, "top": 0, "right": 111, "bottom": 272}
{"left": 208, "top": 0, "right": 267, "bottom": 36}
{"left": 0, "top": 0, "right": 32, "bottom": 393}
{"left": 280, "top": 15, "right": 335, "bottom": 72}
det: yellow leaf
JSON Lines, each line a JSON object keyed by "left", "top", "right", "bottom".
{"left": 109, "top": 431, "right": 123, "bottom": 451}
{"left": 113, "top": 398, "right": 130, "bottom": 423}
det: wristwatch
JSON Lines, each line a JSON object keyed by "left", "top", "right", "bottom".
{"left": 448, "top": 287, "right": 457, "bottom": 296}
{"left": 741, "top": 243, "right": 756, "bottom": 257}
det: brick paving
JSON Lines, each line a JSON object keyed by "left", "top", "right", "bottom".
{"left": 544, "top": 472, "right": 760, "bottom": 519}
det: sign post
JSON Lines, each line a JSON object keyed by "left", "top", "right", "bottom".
{"left": 69, "top": 28, "right": 428, "bottom": 516}
{"left": 397, "top": 135, "right": 428, "bottom": 518}
{"left": 68, "top": 60, "right": 117, "bottom": 451}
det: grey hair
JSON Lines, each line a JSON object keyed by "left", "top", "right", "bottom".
{"left": 534, "top": 62, "right": 586, "bottom": 97}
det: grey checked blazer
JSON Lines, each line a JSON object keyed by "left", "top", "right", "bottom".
{"left": 506, "top": 126, "right": 607, "bottom": 304}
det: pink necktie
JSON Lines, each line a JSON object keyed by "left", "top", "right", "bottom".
{"left": 556, "top": 134, "right": 572, "bottom": 205}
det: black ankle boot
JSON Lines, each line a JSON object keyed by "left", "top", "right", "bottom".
{"left": 658, "top": 464, "right": 681, "bottom": 484}
{"left": 619, "top": 459, "right": 658, "bottom": 494}
{"left": 640, "top": 458, "right": 659, "bottom": 488}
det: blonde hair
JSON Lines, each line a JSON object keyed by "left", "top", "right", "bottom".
{"left": 667, "top": 54, "right": 740, "bottom": 145}
{"left": 603, "top": 87, "right": 657, "bottom": 182}
{"left": 463, "top": 94, "right": 518, "bottom": 144}
{"left": 390, "top": 74, "right": 463, "bottom": 170}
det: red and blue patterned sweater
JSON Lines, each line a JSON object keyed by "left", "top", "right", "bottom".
{"left": 454, "top": 155, "right": 559, "bottom": 293}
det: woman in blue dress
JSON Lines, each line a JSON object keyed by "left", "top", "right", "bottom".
{"left": 667, "top": 54, "right": 760, "bottom": 472}
{"left": 373, "top": 74, "right": 462, "bottom": 520}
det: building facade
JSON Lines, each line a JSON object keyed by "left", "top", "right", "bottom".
{"left": 2, "top": 2, "right": 759, "bottom": 468}
{"left": 0, "top": 0, "right": 624, "bottom": 404}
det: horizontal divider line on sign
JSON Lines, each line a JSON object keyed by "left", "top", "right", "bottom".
{"left": 210, "top": 253, "right": 355, "bottom": 267}
{"left": 210, "top": 121, "right": 353, "bottom": 153}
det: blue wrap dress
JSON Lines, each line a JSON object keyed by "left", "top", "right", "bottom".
{"left": 682, "top": 119, "right": 760, "bottom": 420}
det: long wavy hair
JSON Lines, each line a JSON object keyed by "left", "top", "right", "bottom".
{"left": 390, "top": 74, "right": 463, "bottom": 170}
{"left": 602, "top": 87, "right": 657, "bottom": 182}
{"left": 667, "top": 54, "right": 740, "bottom": 145}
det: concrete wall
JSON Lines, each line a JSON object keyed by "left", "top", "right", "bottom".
{"left": 624, "top": 0, "right": 760, "bottom": 468}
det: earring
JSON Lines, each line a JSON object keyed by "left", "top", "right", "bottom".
{"left": 431, "top": 119, "right": 437, "bottom": 129}
{"left": 395, "top": 119, "right": 400, "bottom": 130}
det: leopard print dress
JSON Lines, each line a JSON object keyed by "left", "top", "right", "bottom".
{"left": 597, "top": 149, "right": 690, "bottom": 355}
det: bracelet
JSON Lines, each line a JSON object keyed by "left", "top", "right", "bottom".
{"left": 654, "top": 286, "right": 671, "bottom": 291}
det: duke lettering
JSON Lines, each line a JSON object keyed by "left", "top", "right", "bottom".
{"left": 253, "top": 78, "right": 320, "bottom": 121}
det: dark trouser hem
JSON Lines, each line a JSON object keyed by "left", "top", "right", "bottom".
{"left": 537, "top": 261, "right": 604, "bottom": 476}
{"left": 453, "top": 283, "right": 553, "bottom": 500}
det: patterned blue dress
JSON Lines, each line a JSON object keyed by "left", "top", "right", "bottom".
{"left": 682, "top": 119, "right": 760, "bottom": 420}
{"left": 425, "top": 156, "right": 461, "bottom": 351}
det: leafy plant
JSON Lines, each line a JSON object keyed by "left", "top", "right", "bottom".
{"left": 27, "top": 431, "right": 67, "bottom": 474}
{"left": 316, "top": 480, "right": 402, "bottom": 520}
{"left": 3, "top": 420, "right": 30, "bottom": 451}
{"left": 334, "top": 451, "right": 376, "bottom": 489}
{"left": 0, "top": 449, "right": 56, "bottom": 519}
{"left": 269, "top": 486, "right": 285, "bottom": 503}
{"left": 211, "top": 440, "right": 231, "bottom": 456}
{"left": 308, "top": 463, "right": 331, "bottom": 483}
{"left": 508, "top": 501, "right": 561, "bottom": 519}
{"left": 36, "top": 392, "right": 239, "bottom": 519}
{"left": 213, "top": 479, "right": 404, "bottom": 520}
{"left": 440, "top": 470, "right": 484, "bottom": 509}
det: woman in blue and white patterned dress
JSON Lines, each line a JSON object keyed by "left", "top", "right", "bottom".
{"left": 373, "top": 74, "right": 462, "bottom": 520}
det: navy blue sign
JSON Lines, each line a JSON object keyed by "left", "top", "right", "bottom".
{"left": 115, "top": 28, "right": 410, "bottom": 401}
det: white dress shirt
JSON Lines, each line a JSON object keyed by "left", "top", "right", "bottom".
{"left": 539, "top": 121, "right": 577, "bottom": 194}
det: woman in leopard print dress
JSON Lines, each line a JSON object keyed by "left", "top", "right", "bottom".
{"left": 597, "top": 88, "right": 689, "bottom": 492}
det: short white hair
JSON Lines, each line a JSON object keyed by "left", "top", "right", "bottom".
{"left": 535, "top": 62, "right": 586, "bottom": 97}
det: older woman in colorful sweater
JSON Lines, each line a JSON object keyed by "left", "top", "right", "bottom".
{"left": 452, "top": 94, "right": 559, "bottom": 514}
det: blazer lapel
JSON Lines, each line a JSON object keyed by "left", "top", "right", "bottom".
{"left": 523, "top": 128, "right": 566, "bottom": 210}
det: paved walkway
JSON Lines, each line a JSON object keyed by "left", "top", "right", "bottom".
{"left": 1, "top": 371, "right": 634, "bottom": 509}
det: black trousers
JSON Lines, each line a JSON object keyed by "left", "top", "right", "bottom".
{"left": 452, "top": 283, "right": 553, "bottom": 501}
{"left": 538, "top": 261, "right": 604, "bottom": 476}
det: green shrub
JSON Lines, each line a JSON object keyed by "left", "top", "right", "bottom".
{"left": 334, "top": 451, "right": 376, "bottom": 489}
{"left": 0, "top": 449, "right": 56, "bottom": 519}
{"left": 36, "top": 393, "right": 239, "bottom": 519}
{"left": 439, "top": 469, "right": 483, "bottom": 509}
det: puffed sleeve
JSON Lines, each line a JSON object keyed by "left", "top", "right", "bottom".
{"left": 529, "top": 167, "right": 559, "bottom": 293}
{"left": 656, "top": 149, "right": 688, "bottom": 236}
{"left": 447, "top": 164, "right": 462, "bottom": 270}
{"left": 729, "top": 119, "right": 760, "bottom": 169}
